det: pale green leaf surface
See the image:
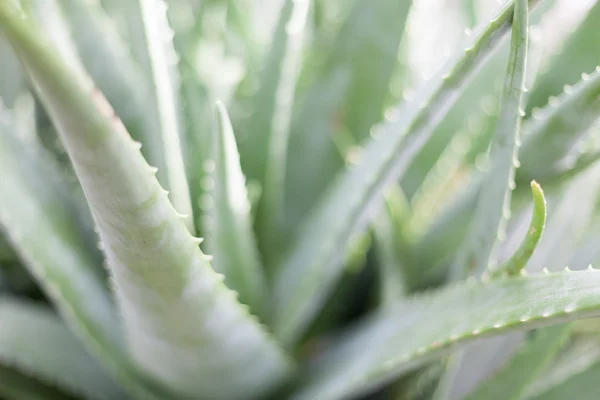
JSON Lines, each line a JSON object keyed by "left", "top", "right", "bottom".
{"left": 523, "top": 336, "right": 600, "bottom": 398}
{"left": 293, "top": 269, "right": 600, "bottom": 400}
{"left": 0, "top": 297, "right": 126, "bottom": 400}
{"left": 273, "top": 0, "right": 542, "bottom": 346}
{"left": 527, "top": 359, "right": 600, "bottom": 400}
{"left": 202, "top": 102, "right": 267, "bottom": 319}
{"left": 0, "top": 5, "right": 292, "bottom": 399}
{"left": 413, "top": 61, "right": 600, "bottom": 281}
{"left": 57, "top": 0, "right": 168, "bottom": 188}
{"left": 283, "top": 0, "right": 411, "bottom": 237}
{"left": 373, "top": 187, "right": 412, "bottom": 305}
{"left": 464, "top": 324, "right": 571, "bottom": 400}
{"left": 520, "top": 65, "right": 600, "bottom": 182}
{"left": 138, "top": 0, "right": 195, "bottom": 233}
{"left": 491, "top": 181, "right": 546, "bottom": 278}
{"left": 526, "top": 0, "right": 600, "bottom": 112}
{"left": 0, "top": 104, "right": 131, "bottom": 389}
{"left": 451, "top": 0, "right": 528, "bottom": 280}
{"left": 241, "top": 0, "right": 309, "bottom": 266}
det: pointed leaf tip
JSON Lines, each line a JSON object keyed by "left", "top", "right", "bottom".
{"left": 491, "top": 180, "right": 546, "bottom": 278}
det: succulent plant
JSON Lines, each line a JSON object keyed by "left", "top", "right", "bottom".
{"left": 2, "top": 0, "right": 600, "bottom": 399}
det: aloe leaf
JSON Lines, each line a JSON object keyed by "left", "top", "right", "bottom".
{"left": 240, "top": 0, "right": 309, "bottom": 266}
{"left": 137, "top": 0, "right": 195, "bottom": 232}
{"left": 490, "top": 181, "right": 546, "bottom": 278}
{"left": 273, "top": 0, "right": 541, "bottom": 346}
{"left": 283, "top": 0, "right": 411, "bottom": 238}
{"left": 414, "top": 63, "right": 600, "bottom": 279}
{"left": 373, "top": 189, "right": 411, "bottom": 305}
{"left": 202, "top": 102, "right": 267, "bottom": 318}
{"left": 526, "top": 356, "right": 600, "bottom": 400}
{"left": 292, "top": 269, "right": 600, "bottom": 400}
{"left": 450, "top": 0, "right": 528, "bottom": 280}
{"left": 464, "top": 324, "right": 571, "bottom": 400}
{"left": 0, "top": 4, "right": 292, "bottom": 399}
{"left": 56, "top": 0, "right": 167, "bottom": 187}
{"left": 526, "top": 0, "right": 600, "bottom": 112}
{"left": 0, "top": 36, "right": 24, "bottom": 106}
{"left": 0, "top": 297, "right": 126, "bottom": 400}
{"left": 0, "top": 366, "right": 77, "bottom": 400}
{"left": 523, "top": 336, "right": 600, "bottom": 398}
{"left": 519, "top": 66, "right": 600, "bottom": 182}
{"left": 0, "top": 103, "right": 130, "bottom": 383}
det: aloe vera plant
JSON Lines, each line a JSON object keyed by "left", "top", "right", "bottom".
{"left": 3, "top": 0, "right": 600, "bottom": 399}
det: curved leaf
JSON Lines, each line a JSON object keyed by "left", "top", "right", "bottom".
{"left": 520, "top": 65, "right": 600, "bottom": 182}
{"left": 523, "top": 336, "right": 600, "bottom": 398}
{"left": 0, "top": 100, "right": 134, "bottom": 392}
{"left": 137, "top": 0, "right": 195, "bottom": 232}
{"left": 0, "top": 4, "right": 292, "bottom": 399}
{"left": 292, "top": 269, "right": 600, "bottom": 400}
{"left": 450, "top": 0, "right": 529, "bottom": 280}
{"left": 491, "top": 181, "right": 546, "bottom": 278}
{"left": 57, "top": 0, "right": 167, "bottom": 188}
{"left": 465, "top": 324, "right": 571, "bottom": 400}
{"left": 240, "top": 0, "right": 309, "bottom": 266}
{"left": 273, "top": 0, "right": 543, "bottom": 346}
{"left": 202, "top": 103, "right": 267, "bottom": 318}
{"left": 283, "top": 0, "right": 412, "bottom": 239}
{"left": 0, "top": 297, "right": 126, "bottom": 400}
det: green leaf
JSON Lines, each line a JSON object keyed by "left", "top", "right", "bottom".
{"left": 0, "top": 297, "right": 126, "bottom": 400}
{"left": 372, "top": 187, "right": 413, "bottom": 305}
{"left": 0, "top": 366, "right": 77, "bottom": 400}
{"left": 464, "top": 324, "right": 571, "bottom": 400}
{"left": 0, "top": 102, "right": 133, "bottom": 390}
{"left": 292, "top": 269, "right": 600, "bottom": 400}
{"left": 137, "top": 0, "right": 195, "bottom": 233}
{"left": 283, "top": 0, "right": 412, "bottom": 239}
{"left": 450, "top": 0, "right": 529, "bottom": 280}
{"left": 273, "top": 0, "right": 542, "bottom": 346}
{"left": 526, "top": 0, "right": 600, "bottom": 113}
{"left": 490, "top": 181, "right": 546, "bottom": 278}
{"left": 526, "top": 355, "right": 600, "bottom": 400}
{"left": 523, "top": 336, "right": 600, "bottom": 398}
{"left": 202, "top": 102, "right": 267, "bottom": 319}
{"left": 519, "top": 66, "right": 600, "bottom": 183}
{"left": 240, "top": 0, "right": 309, "bottom": 267}
{"left": 0, "top": 4, "right": 292, "bottom": 399}
{"left": 56, "top": 0, "right": 168, "bottom": 189}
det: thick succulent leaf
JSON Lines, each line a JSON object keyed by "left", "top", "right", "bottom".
{"left": 0, "top": 5, "right": 292, "bottom": 399}
{"left": 491, "top": 181, "right": 546, "bottom": 277}
{"left": 451, "top": 0, "right": 528, "bottom": 280}
{"left": 464, "top": 324, "right": 571, "bottom": 400}
{"left": 0, "top": 297, "right": 126, "bottom": 400}
{"left": 283, "top": 0, "right": 411, "bottom": 238}
{"left": 202, "top": 103, "right": 267, "bottom": 318}
{"left": 527, "top": 358, "right": 600, "bottom": 400}
{"left": 0, "top": 36, "right": 24, "bottom": 106}
{"left": 57, "top": 0, "right": 167, "bottom": 187}
{"left": 519, "top": 66, "right": 600, "bottom": 182}
{"left": 373, "top": 187, "right": 413, "bottom": 305}
{"left": 273, "top": 0, "right": 542, "bottom": 345}
{"left": 526, "top": 0, "right": 600, "bottom": 112}
{"left": 523, "top": 336, "right": 600, "bottom": 398}
{"left": 241, "top": 0, "right": 309, "bottom": 266}
{"left": 292, "top": 269, "right": 600, "bottom": 400}
{"left": 414, "top": 63, "right": 600, "bottom": 280}
{"left": 137, "top": 0, "right": 195, "bottom": 232}
{"left": 0, "top": 103, "right": 134, "bottom": 389}
{"left": 0, "top": 366, "right": 77, "bottom": 400}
